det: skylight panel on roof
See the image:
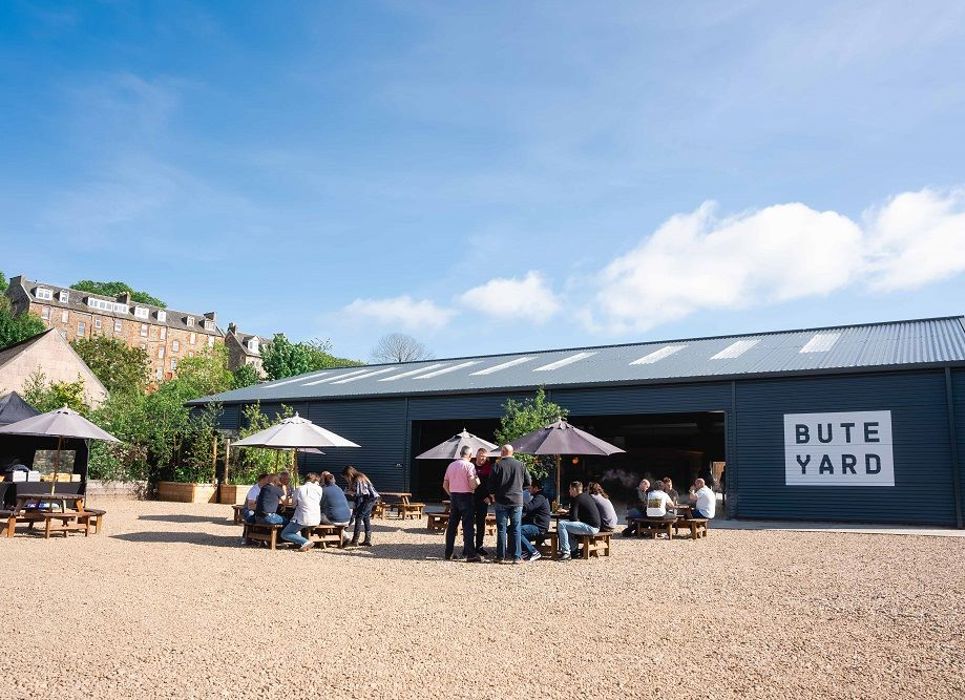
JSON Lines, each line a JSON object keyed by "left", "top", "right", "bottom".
{"left": 414, "top": 361, "right": 481, "bottom": 379}
{"left": 630, "top": 345, "right": 686, "bottom": 365}
{"left": 269, "top": 372, "right": 329, "bottom": 387}
{"left": 800, "top": 332, "right": 841, "bottom": 353}
{"left": 302, "top": 369, "right": 370, "bottom": 386}
{"left": 330, "top": 368, "right": 397, "bottom": 384}
{"left": 379, "top": 363, "right": 446, "bottom": 381}
{"left": 470, "top": 357, "right": 533, "bottom": 376}
{"left": 710, "top": 339, "right": 760, "bottom": 360}
{"left": 533, "top": 352, "right": 597, "bottom": 372}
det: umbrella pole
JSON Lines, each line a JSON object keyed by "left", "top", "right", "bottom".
{"left": 555, "top": 454, "right": 561, "bottom": 510}
{"left": 51, "top": 436, "right": 63, "bottom": 496}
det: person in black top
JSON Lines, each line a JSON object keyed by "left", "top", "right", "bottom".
{"left": 486, "top": 445, "right": 531, "bottom": 564}
{"left": 557, "top": 481, "right": 601, "bottom": 560}
{"left": 519, "top": 482, "right": 551, "bottom": 561}
{"left": 471, "top": 448, "right": 493, "bottom": 557}
{"left": 255, "top": 474, "right": 285, "bottom": 527}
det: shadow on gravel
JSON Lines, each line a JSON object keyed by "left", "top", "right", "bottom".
{"left": 333, "top": 542, "right": 467, "bottom": 562}
{"left": 110, "top": 531, "right": 241, "bottom": 548}
{"left": 138, "top": 514, "right": 234, "bottom": 526}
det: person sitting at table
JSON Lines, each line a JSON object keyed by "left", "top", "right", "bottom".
{"left": 471, "top": 447, "right": 493, "bottom": 557}
{"left": 319, "top": 471, "right": 352, "bottom": 542}
{"left": 520, "top": 481, "right": 551, "bottom": 561}
{"left": 278, "top": 470, "right": 295, "bottom": 505}
{"left": 280, "top": 472, "right": 323, "bottom": 552}
{"left": 646, "top": 481, "right": 677, "bottom": 522}
{"left": 342, "top": 465, "right": 379, "bottom": 547}
{"left": 622, "top": 478, "right": 650, "bottom": 536}
{"left": 588, "top": 482, "right": 618, "bottom": 532}
{"left": 557, "top": 481, "right": 601, "bottom": 561}
{"left": 661, "top": 477, "right": 679, "bottom": 504}
{"left": 243, "top": 473, "right": 271, "bottom": 524}
{"left": 254, "top": 474, "right": 286, "bottom": 528}
{"left": 690, "top": 478, "right": 717, "bottom": 519}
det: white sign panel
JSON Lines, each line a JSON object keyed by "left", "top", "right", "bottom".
{"left": 784, "top": 411, "right": 894, "bottom": 486}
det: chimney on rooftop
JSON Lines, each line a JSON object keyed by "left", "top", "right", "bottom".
{"left": 227, "top": 322, "right": 237, "bottom": 334}
{"left": 204, "top": 311, "right": 217, "bottom": 322}
{"left": 117, "top": 292, "right": 132, "bottom": 305}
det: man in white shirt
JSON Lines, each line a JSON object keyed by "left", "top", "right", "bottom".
{"left": 646, "top": 482, "right": 676, "bottom": 520}
{"left": 243, "top": 473, "right": 270, "bottom": 523}
{"left": 691, "top": 478, "right": 716, "bottom": 519}
{"left": 280, "top": 473, "right": 324, "bottom": 552}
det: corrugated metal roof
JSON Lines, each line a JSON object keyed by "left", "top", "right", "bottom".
{"left": 190, "top": 316, "right": 965, "bottom": 405}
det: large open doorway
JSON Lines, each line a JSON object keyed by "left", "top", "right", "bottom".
{"left": 409, "top": 411, "right": 726, "bottom": 505}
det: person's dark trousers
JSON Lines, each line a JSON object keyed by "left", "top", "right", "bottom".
{"left": 692, "top": 508, "right": 709, "bottom": 519}
{"left": 495, "top": 505, "right": 523, "bottom": 561}
{"left": 445, "top": 492, "right": 475, "bottom": 559}
{"left": 519, "top": 523, "right": 543, "bottom": 556}
{"left": 352, "top": 497, "right": 376, "bottom": 542}
{"left": 472, "top": 488, "right": 489, "bottom": 552}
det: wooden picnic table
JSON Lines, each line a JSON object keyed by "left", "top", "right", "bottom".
{"left": 6, "top": 493, "right": 91, "bottom": 539}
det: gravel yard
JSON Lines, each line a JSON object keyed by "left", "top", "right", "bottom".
{"left": 2, "top": 499, "right": 962, "bottom": 700}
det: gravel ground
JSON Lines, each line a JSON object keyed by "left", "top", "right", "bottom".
{"left": 1, "top": 499, "right": 963, "bottom": 700}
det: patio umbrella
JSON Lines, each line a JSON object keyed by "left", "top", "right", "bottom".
{"left": 509, "top": 418, "right": 624, "bottom": 506}
{"left": 415, "top": 428, "right": 498, "bottom": 460}
{"left": 0, "top": 406, "right": 120, "bottom": 494}
{"left": 233, "top": 413, "right": 359, "bottom": 481}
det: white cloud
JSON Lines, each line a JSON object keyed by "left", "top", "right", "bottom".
{"left": 863, "top": 187, "right": 965, "bottom": 292}
{"left": 459, "top": 271, "right": 561, "bottom": 322}
{"left": 343, "top": 296, "right": 454, "bottom": 331}
{"left": 582, "top": 187, "right": 965, "bottom": 334}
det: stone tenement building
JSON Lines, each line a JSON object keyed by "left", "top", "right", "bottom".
{"left": 6, "top": 276, "right": 224, "bottom": 383}
{"left": 225, "top": 323, "right": 270, "bottom": 378}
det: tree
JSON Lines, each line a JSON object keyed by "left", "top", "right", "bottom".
{"left": 71, "top": 280, "right": 165, "bottom": 308}
{"left": 0, "top": 307, "right": 45, "bottom": 350}
{"left": 228, "top": 402, "right": 295, "bottom": 484}
{"left": 22, "top": 370, "right": 90, "bottom": 414}
{"left": 262, "top": 334, "right": 364, "bottom": 380}
{"left": 494, "top": 387, "right": 569, "bottom": 479}
{"left": 231, "top": 363, "right": 262, "bottom": 390}
{"left": 72, "top": 336, "right": 150, "bottom": 395}
{"left": 371, "top": 333, "right": 433, "bottom": 363}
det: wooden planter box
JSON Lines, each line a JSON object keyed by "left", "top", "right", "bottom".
{"left": 156, "top": 481, "right": 218, "bottom": 504}
{"left": 219, "top": 484, "right": 252, "bottom": 505}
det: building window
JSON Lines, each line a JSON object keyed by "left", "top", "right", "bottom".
{"left": 189, "top": 332, "right": 196, "bottom": 345}
{"left": 41, "top": 307, "right": 50, "bottom": 320}
{"left": 158, "top": 347, "right": 165, "bottom": 359}
{"left": 160, "top": 326, "right": 167, "bottom": 340}
{"left": 203, "top": 320, "right": 214, "bottom": 331}
{"left": 140, "top": 323, "right": 148, "bottom": 337}
{"left": 186, "top": 316, "right": 194, "bottom": 327}
{"left": 77, "top": 321, "right": 86, "bottom": 335}
{"left": 36, "top": 288, "right": 53, "bottom": 301}
{"left": 114, "top": 319, "right": 123, "bottom": 333}
{"left": 172, "top": 340, "right": 180, "bottom": 352}
{"left": 113, "top": 302, "right": 129, "bottom": 314}
{"left": 134, "top": 307, "right": 149, "bottom": 319}
{"left": 61, "top": 310, "right": 69, "bottom": 323}
{"left": 207, "top": 336, "right": 215, "bottom": 348}
{"left": 155, "top": 367, "right": 163, "bottom": 381}
{"left": 170, "top": 358, "right": 178, "bottom": 370}
{"left": 248, "top": 338, "right": 260, "bottom": 353}
{"left": 59, "top": 290, "right": 69, "bottom": 304}
{"left": 157, "top": 310, "right": 167, "bottom": 322}
{"left": 94, "top": 318, "right": 102, "bottom": 330}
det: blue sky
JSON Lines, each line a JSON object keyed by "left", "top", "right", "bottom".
{"left": 1, "top": 1, "right": 963, "bottom": 361}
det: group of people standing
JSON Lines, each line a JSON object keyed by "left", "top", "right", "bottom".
{"left": 242, "top": 466, "right": 380, "bottom": 550}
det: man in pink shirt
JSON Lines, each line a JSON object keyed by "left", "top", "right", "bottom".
{"left": 443, "top": 445, "right": 482, "bottom": 562}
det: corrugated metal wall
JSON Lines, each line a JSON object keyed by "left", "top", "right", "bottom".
{"left": 306, "top": 398, "right": 408, "bottom": 492}
{"left": 952, "top": 369, "right": 965, "bottom": 524}
{"left": 735, "top": 370, "right": 957, "bottom": 525}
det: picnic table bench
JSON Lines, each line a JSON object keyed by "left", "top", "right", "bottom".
{"left": 241, "top": 521, "right": 346, "bottom": 551}
{"left": 426, "top": 512, "right": 497, "bottom": 535}
{"left": 575, "top": 530, "right": 613, "bottom": 558}
{"left": 627, "top": 515, "right": 710, "bottom": 540}
{"left": 3, "top": 494, "right": 105, "bottom": 539}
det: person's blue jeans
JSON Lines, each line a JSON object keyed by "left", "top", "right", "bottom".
{"left": 445, "top": 492, "right": 475, "bottom": 559}
{"left": 626, "top": 507, "right": 643, "bottom": 521}
{"left": 242, "top": 508, "right": 256, "bottom": 524}
{"left": 256, "top": 512, "right": 284, "bottom": 527}
{"left": 495, "top": 505, "right": 523, "bottom": 561}
{"left": 281, "top": 519, "right": 310, "bottom": 547}
{"left": 692, "top": 508, "right": 710, "bottom": 519}
{"left": 519, "top": 523, "right": 543, "bottom": 556}
{"left": 557, "top": 520, "right": 599, "bottom": 554}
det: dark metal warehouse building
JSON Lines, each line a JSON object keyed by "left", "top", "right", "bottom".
{"left": 191, "top": 316, "right": 965, "bottom": 527}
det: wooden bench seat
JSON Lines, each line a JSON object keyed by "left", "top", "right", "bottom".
{"left": 305, "top": 524, "right": 346, "bottom": 549}
{"left": 673, "top": 518, "right": 709, "bottom": 540}
{"left": 393, "top": 502, "right": 425, "bottom": 520}
{"left": 627, "top": 516, "right": 679, "bottom": 539}
{"left": 536, "top": 531, "right": 558, "bottom": 560}
{"left": 231, "top": 504, "right": 247, "bottom": 524}
{"left": 575, "top": 530, "right": 613, "bottom": 559}
{"left": 33, "top": 511, "right": 90, "bottom": 539}
{"left": 242, "top": 521, "right": 284, "bottom": 550}
{"left": 425, "top": 512, "right": 448, "bottom": 533}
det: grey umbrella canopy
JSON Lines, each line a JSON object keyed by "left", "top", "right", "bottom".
{"left": 509, "top": 418, "right": 624, "bottom": 505}
{"left": 0, "top": 392, "right": 41, "bottom": 427}
{"left": 0, "top": 406, "right": 121, "bottom": 494}
{"left": 233, "top": 413, "right": 360, "bottom": 449}
{"left": 415, "top": 429, "right": 498, "bottom": 460}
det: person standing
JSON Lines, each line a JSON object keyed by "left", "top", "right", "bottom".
{"left": 471, "top": 447, "right": 493, "bottom": 557}
{"left": 520, "top": 482, "right": 551, "bottom": 562}
{"left": 487, "top": 444, "right": 531, "bottom": 564}
{"left": 342, "top": 465, "right": 379, "bottom": 547}
{"left": 443, "top": 446, "right": 482, "bottom": 563}
{"left": 280, "top": 472, "right": 323, "bottom": 552}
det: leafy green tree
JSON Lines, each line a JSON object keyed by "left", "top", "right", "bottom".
{"left": 22, "top": 371, "right": 90, "bottom": 414}
{"left": 0, "top": 272, "right": 7, "bottom": 294}
{"left": 494, "top": 387, "right": 569, "bottom": 479}
{"left": 0, "top": 308, "right": 46, "bottom": 350}
{"left": 227, "top": 402, "right": 295, "bottom": 484}
{"left": 72, "top": 336, "right": 149, "bottom": 395}
{"left": 261, "top": 334, "right": 364, "bottom": 380}
{"left": 231, "top": 363, "right": 262, "bottom": 390}
{"left": 71, "top": 280, "right": 166, "bottom": 308}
